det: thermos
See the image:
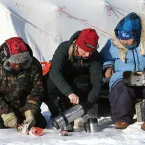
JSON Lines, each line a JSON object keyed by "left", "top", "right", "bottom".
{"left": 130, "top": 72, "right": 145, "bottom": 86}
{"left": 123, "top": 71, "right": 145, "bottom": 86}
{"left": 135, "top": 100, "right": 145, "bottom": 122}
{"left": 61, "top": 123, "right": 74, "bottom": 132}
{"left": 52, "top": 104, "right": 85, "bottom": 130}
{"left": 84, "top": 118, "right": 98, "bottom": 133}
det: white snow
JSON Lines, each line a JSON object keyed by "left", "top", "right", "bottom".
{"left": 0, "top": 103, "right": 145, "bottom": 145}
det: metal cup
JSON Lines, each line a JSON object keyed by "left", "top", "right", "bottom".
{"left": 135, "top": 100, "right": 145, "bottom": 122}
{"left": 84, "top": 118, "right": 98, "bottom": 133}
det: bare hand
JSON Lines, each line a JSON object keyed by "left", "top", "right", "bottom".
{"left": 105, "top": 67, "right": 114, "bottom": 79}
{"left": 68, "top": 93, "right": 79, "bottom": 105}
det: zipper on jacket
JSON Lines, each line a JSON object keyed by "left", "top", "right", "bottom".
{"left": 132, "top": 49, "right": 136, "bottom": 71}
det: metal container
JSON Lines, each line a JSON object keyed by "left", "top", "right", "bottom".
{"left": 130, "top": 72, "right": 145, "bottom": 86}
{"left": 135, "top": 101, "right": 145, "bottom": 122}
{"left": 52, "top": 104, "right": 84, "bottom": 130}
{"left": 61, "top": 123, "right": 74, "bottom": 132}
{"left": 84, "top": 118, "right": 98, "bottom": 133}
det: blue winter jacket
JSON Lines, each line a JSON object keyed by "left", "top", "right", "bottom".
{"left": 100, "top": 39, "right": 145, "bottom": 88}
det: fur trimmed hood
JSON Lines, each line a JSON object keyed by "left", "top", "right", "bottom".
{"left": 112, "top": 13, "right": 145, "bottom": 62}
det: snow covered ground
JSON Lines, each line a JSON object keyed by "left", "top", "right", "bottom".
{"left": 0, "top": 102, "right": 145, "bottom": 145}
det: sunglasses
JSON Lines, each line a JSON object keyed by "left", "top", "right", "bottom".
{"left": 83, "top": 41, "right": 99, "bottom": 49}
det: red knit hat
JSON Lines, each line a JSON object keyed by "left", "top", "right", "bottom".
{"left": 76, "top": 28, "right": 99, "bottom": 52}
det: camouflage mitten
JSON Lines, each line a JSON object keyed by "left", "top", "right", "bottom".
{"left": 1, "top": 112, "right": 17, "bottom": 128}
{"left": 24, "top": 110, "right": 36, "bottom": 129}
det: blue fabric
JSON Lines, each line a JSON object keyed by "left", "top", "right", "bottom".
{"left": 100, "top": 39, "right": 145, "bottom": 88}
{"left": 118, "top": 30, "right": 133, "bottom": 40}
{"left": 114, "top": 12, "right": 141, "bottom": 46}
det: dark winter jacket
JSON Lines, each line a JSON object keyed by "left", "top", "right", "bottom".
{"left": 49, "top": 31, "right": 103, "bottom": 104}
{"left": 0, "top": 57, "right": 43, "bottom": 116}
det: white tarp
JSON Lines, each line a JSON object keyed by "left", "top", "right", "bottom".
{"left": 0, "top": 0, "right": 144, "bottom": 62}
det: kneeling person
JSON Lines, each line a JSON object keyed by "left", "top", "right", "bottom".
{"left": 0, "top": 37, "right": 47, "bottom": 130}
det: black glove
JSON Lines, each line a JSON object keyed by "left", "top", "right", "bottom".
{"left": 80, "top": 101, "right": 93, "bottom": 114}
{"left": 123, "top": 71, "right": 132, "bottom": 86}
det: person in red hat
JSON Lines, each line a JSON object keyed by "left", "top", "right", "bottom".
{"left": 0, "top": 37, "right": 47, "bottom": 130}
{"left": 43, "top": 28, "right": 103, "bottom": 131}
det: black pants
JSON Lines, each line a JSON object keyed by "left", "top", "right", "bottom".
{"left": 43, "top": 74, "right": 91, "bottom": 117}
{"left": 0, "top": 111, "right": 47, "bottom": 129}
{"left": 109, "top": 80, "right": 145, "bottom": 124}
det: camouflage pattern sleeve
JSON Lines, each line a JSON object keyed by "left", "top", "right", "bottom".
{"left": 24, "top": 60, "right": 44, "bottom": 115}
{"left": 0, "top": 64, "right": 11, "bottom": 115}
{"left": 0, "top": 95, "right": 11, "bottom": 116}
